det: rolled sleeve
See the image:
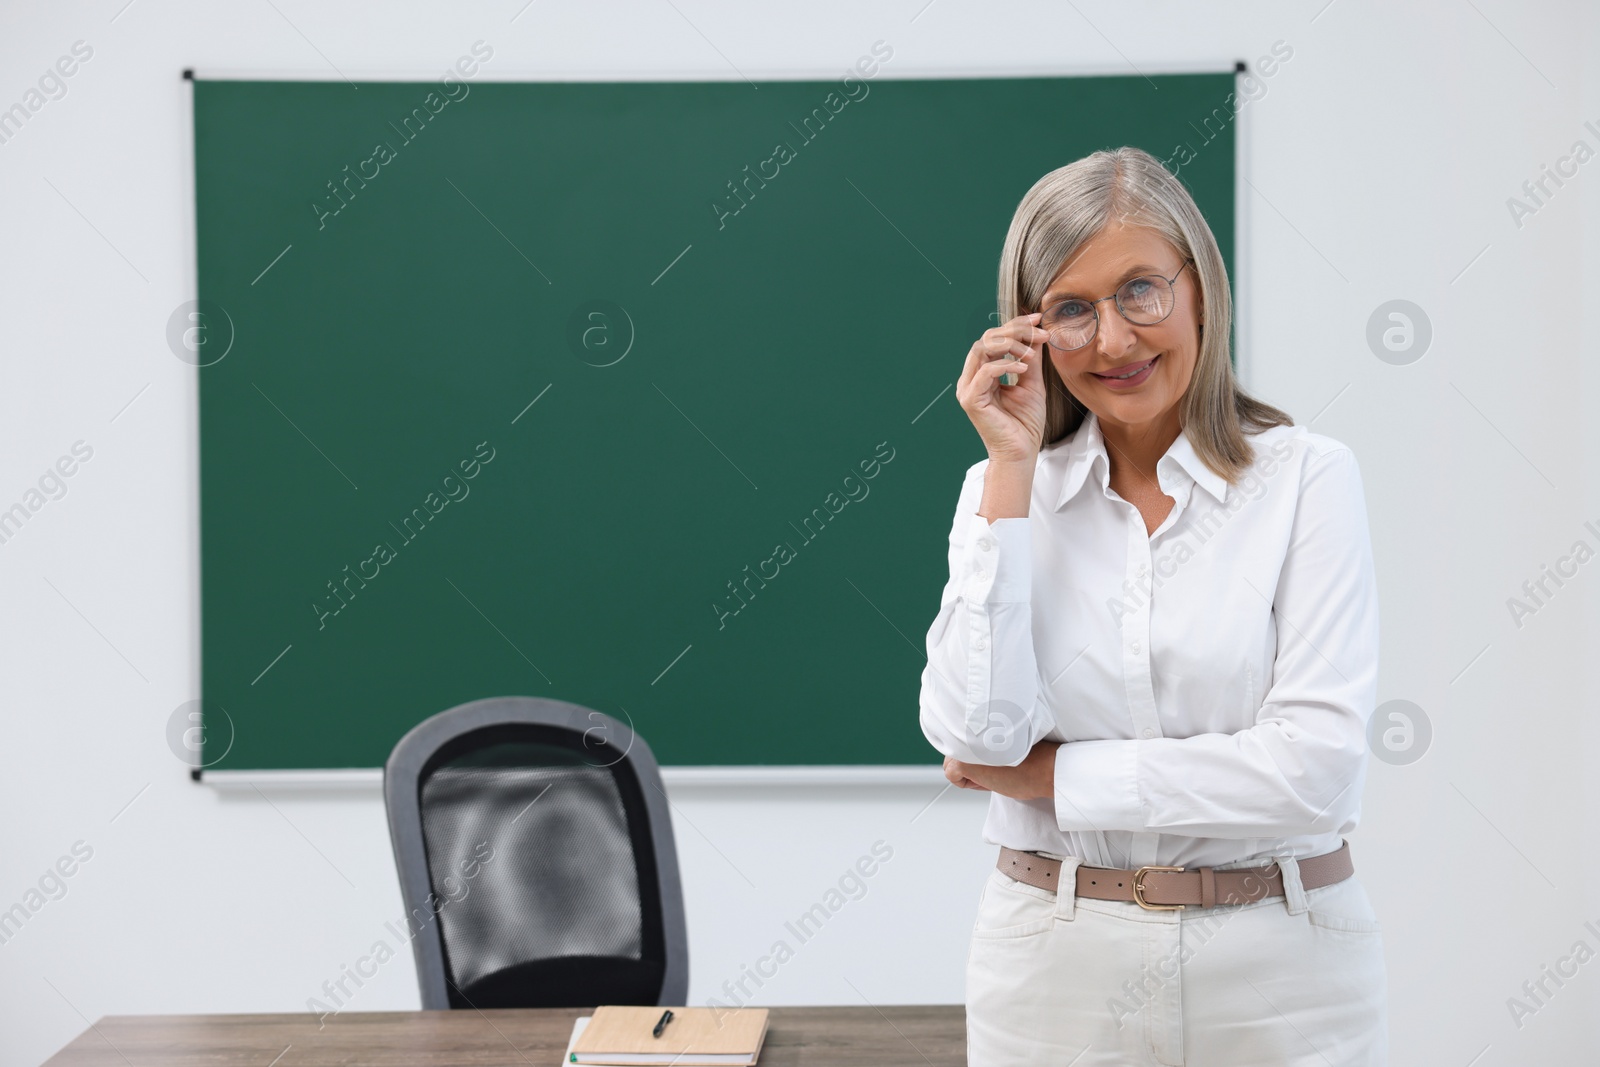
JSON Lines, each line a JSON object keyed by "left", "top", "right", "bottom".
{"left": 1053, "top": 739, "right": 1142, "bottom": 832}
{"left": 919, "top": 461, "right": 1055, "bottom": 767}
{"left": 964, "top": 514, "right": 1032, "bottom": 603}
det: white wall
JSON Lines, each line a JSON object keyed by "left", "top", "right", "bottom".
{"left": 2, "top": 1, "right": 1597, "bottom": 1063}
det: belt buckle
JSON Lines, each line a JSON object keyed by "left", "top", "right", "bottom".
{"left": 1132, "top": 865, "right": 1185, "bottom": 910}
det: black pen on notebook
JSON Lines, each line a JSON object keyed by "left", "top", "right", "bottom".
{"left": 652, "top": 1010, "right": 673, "bottom": 1038}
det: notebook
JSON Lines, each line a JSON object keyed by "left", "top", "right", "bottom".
{"left": 566, "top": 1005, "right": 769, "bottom": 1066}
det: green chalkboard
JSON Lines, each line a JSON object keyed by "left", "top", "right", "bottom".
{"left": 192, "top": 68, "right": 1237, "bottom": 770}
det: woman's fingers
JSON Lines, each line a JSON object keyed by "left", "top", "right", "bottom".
{"left": 981, "top": 357, "right": 1028, "bottom": 378}
{"left": 962, "top": 314, "right": 1042, "bottom": 367}
{"left": 956, "top": 311, "right": 1049, "bottom": 461}
{"left": 973, "top": 329, "right": 1046, "bottom": 365}
{"left": 959, "top": 345, "right": 1032, "bottom": 398}
{"left": 943, "top": 756, "right": 968, "bottom": 786}
{"left": 968, "top": 355, "right": 1029, "bottom": 398}
{"left": 943, "top": 756, "right": 992, "bottom": 791}
{"left": 977, "top": 337, "right": 1031, "bottom": 361}
{"left": 978, "top": 330, "right": 1047, "bottom": 361}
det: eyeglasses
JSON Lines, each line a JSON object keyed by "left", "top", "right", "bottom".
{"left": 1038, "top": 258, "right": 1195, "bottom": 351}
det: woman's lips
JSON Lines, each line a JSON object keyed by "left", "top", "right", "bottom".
{"left": 1092, "top": 354, "right": 1160, "bottom": 388}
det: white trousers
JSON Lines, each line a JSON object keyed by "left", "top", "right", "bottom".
{"left": 966, "top": 850, "right": 1388, "bottom": 1066}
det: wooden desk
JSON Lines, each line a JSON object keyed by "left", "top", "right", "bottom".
{"left": 43, "top": 1005, "right": 967, "bottom": 1066}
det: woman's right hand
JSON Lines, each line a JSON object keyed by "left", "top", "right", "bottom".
{"left": 956, "top": 312, "right": 1049, "bottom": 464}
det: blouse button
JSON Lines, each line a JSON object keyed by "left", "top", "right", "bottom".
{"left": 1131, "top": 641, "right": 1141, "bottom": 654}
{"left": 979, "top": 540, "right": 993, "bottom": 552}
{"left": 1142, "top": 728, "right": 1156, "bottom": 738}
{"left": 974, "top": 636, "right": 988, "bottom": 651}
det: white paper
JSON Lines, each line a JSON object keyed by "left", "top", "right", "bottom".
{"left": 562, "top": 1016, "right": 592, "bottom": 1066}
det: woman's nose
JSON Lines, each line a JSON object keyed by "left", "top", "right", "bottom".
{"left": 1094, "top": 304, "right": 1139, "bottom": 357}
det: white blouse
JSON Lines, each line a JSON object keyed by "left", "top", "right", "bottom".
{"left": 918, "top": 409, "right": 1379, "bottom": 872}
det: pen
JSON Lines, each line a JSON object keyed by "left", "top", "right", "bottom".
{"left": 653, "top": 1009, "right": 673, "bottom": 1038}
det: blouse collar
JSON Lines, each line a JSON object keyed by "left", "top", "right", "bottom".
{"left": 1047, "top": 409, "right": 1230, "bottom": 511}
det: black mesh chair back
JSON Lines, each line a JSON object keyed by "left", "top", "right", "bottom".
{"left": 384, "top": 696, "right": 688, "bottom": 1009}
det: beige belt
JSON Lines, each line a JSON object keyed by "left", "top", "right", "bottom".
{"left": 996, "top": 839, "right": 1355, "bottom": 910}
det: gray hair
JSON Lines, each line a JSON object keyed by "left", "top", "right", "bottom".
{"left": 995, "top": 145, "right": 1291, "bottom": 482}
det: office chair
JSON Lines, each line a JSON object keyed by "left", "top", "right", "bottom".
{"left": 383, "top": 695, "right": 688, "bottom": 1009}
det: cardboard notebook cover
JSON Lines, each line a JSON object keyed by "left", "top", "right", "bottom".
{"left": 569, "top": 1005, "right": 770, "bottom": 1065}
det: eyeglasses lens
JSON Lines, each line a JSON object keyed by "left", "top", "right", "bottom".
{"left": 1042, "top": 275, "right": 1177, "bottom": 351}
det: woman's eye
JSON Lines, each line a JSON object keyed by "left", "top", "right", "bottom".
{"left": 1053, "top": 300, "right": 1090, "bottom": 319}
{"left": 1124, "top": 278, "right": 1154, "bottom": 298}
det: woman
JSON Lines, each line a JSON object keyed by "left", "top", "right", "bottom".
{"left": 918, "top": 146, "right": 1387, "bottom": 1065}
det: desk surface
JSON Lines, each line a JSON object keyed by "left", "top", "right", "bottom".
{"left": 43, "top": 1005, "right": 967, "bottom": 1066}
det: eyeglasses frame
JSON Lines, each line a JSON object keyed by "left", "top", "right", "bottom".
{"left": 1039, "top": 257, "right": 1197, "bottom": 351}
